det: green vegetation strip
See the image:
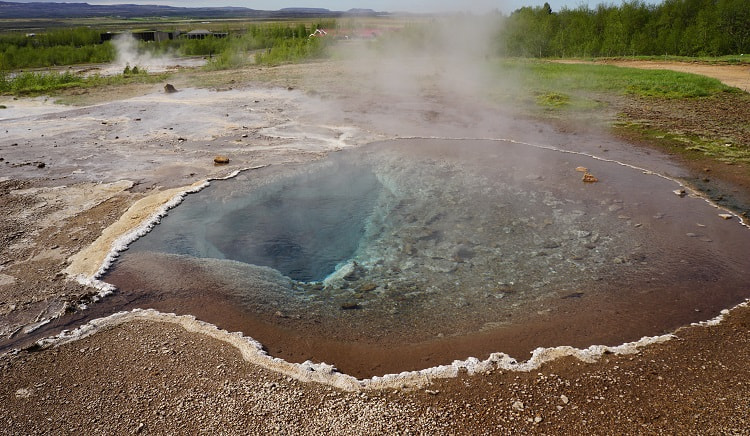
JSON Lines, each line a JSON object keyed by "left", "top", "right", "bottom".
{"left": 0, "top": 69, "right": 166, "bottom": 95}
{"left": 503, "top": 60, "right": 736, "bottom": 100}
{"left": 1, "top": 22, "right": 334, "bottom": 72}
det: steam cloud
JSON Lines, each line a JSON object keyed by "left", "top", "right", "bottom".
{"left": 110, "top": 33, "right": 197, "bottom": 75}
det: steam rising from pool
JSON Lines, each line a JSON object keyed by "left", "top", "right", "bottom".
{"left": 104, "top": 139, "right": 750, "bottom": 375}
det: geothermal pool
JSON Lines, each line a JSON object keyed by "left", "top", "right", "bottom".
{"left": 103, "top": 139, "right": 750, "bottom": 376}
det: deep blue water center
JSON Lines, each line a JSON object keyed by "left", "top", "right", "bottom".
{"left": 126, "top": 158, "right": 383, "bottom": 283}
{"left": 206, "top": 165, "right": 382, "bottom": 281}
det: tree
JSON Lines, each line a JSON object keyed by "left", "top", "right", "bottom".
{"left": 718, "top": 0, "right": 750, "bottom": 53}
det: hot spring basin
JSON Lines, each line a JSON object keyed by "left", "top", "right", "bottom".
{"left": 104, "top": 139, "right": 750, "bottom": 377}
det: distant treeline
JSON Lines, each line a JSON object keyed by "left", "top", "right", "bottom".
{"left": 500, "top": 0, "right": 749, "bottom": 57}
{"left": 0, "top": 22, "right": 334, "bottom": 70}
{"left": 0, "top": 27, "right": 114, "bottom": 69}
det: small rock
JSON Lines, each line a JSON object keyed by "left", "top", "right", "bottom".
{"left": 340, "top": 302, "right": 360, "bottom": 310}
{"left": 512, "top": 401, "right": 524, "bottom": 411}
{"left": 453, "top": 244, "right": 475, "bottom": 261}
{"left": 575, "top": 166, "right": 588, "bottom": 173}
{"left": 560, "top": 394, "right": 569, "bottom": 404}
{"left": 718, "top": 213, "right": 733, "bottom": 220}
{"left": 673, "top": 189, "right": 687, "bottom": 197}
{"left": 343, "top": 262, "right": 365, "bottom": 281}
{"left": 164, "top": 84, "right": 178, "bottom": 93}
{"left": 15, "top": 388, "right": 32, "bottom": 399}
{"left": 534, "top": 416, "right": 543, "bottom": 423}
{"left": 357, "top": 283, "right": 377, "bottom": 292}
{"left": 582, "top": 172, "right": 598, "bottom": 183}
{"left": 562, "top": 292, "right": 584, "bottom": 299}
{"left": 214, "top": 156, "right": 230, "bottom": 164}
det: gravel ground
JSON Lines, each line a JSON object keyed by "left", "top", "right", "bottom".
{"left": 2, "top": 306, "right": 749, "bottom": 434}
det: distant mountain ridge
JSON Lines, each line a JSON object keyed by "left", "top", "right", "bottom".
{"left": 0, "top": 1, "right": 382, "bottom": 19}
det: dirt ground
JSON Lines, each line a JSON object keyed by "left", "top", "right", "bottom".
{"left": 1, "top": 59, "right": 749, "bottom": 433}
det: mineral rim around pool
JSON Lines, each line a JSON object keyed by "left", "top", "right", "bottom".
{"left": 103, "top": 139, "right": 750, "bottom": 377}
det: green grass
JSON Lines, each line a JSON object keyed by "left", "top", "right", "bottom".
{"left": 500, "top": 60, "right": 736, "bottom": 100}
{"left": 253, "top": 37, "right": 327, "bottom": 66}
{"left": 0, "top": 69, "right": 167, "bottom": 96}
{"left": 595, "top": 55, "right": 750, "bottom": 65}
{"left": 489, "top": 59, "right": 739, "bottom": 119}
{"left": 535, "top": 91, "right": 570, "bottom": 108}
{"left": 490, "top": 59, "right": 749, "bottom": 168}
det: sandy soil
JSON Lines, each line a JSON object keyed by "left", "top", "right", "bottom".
{"left": 1, "top": 59, "right": 750, "bottom": 433}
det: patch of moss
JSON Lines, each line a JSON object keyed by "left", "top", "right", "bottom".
{"left": 536, "top": 92, "right": 570, "bottom": 108}
{"left": 614, "top": 121, "right": 750, "bottom": 165}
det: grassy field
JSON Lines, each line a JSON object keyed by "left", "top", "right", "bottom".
{"left": 497, "top": 59, "right": 737, "bottom": 105}
{"left": 0, "top": 68, "right": 169, "bottom": 95}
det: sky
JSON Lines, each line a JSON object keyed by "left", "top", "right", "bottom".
{"left": 10, "top": 0, "right": 659, "bottom": 15}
